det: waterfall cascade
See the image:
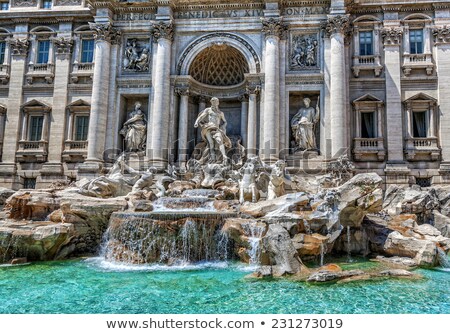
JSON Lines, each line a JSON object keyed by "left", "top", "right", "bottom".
{"left": 241, "top": 222, "right": 266, "bottom": 265}
{"left": 101, "top": 212, "right": 236, "bottom": 265}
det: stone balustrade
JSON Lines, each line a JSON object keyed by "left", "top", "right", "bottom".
{"left": 402, "top": 53, "right": 434, "bottom": 76}
{"left": 62, "top": 140, "right": 88, "bottom": 162}
{"left": 353, "top": 137, "right": 386, "bottom": 161}
{"left": 70, "top": 62, "right": 94, "bottom": 83}
{"left": 26, "top": 63, "right": 55, "bottom": 84}
{"left": 352, "top": 55, "right": 383, "bottom": 77}
{"left": 405, "top": 137, "right": 440, "bottom": 161}
{"left": 16, "top": 140, "right": 48, "bottom": 162}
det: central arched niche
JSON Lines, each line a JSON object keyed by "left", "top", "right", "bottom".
{"left": 189, "top": 43, "right": 249, "bottom": 86}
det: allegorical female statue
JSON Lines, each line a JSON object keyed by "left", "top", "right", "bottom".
{"left": 120, "top": 102, "right": 147, "bottom": 152}
{"left": 291, "top": 97, "right": 320, "bottom": 151}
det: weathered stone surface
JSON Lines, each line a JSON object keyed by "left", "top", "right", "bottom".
{"left": 261, "top": 224, "right": 304, "bottom": 276}
{"left": 374, "top": 255, "right": 417, "bottom": 268}
{"left": 240, "top": 193, "right": 309, "bottom": 218}
{"left": 307, "top": 270, "right": 365, "bottom": 282}
{"left": 0, "top": 220, "right": 75, "bottom": 263}
{"left": 433, "top": 210, "right": 450, "bottom": 238}
{"left": 0, "top": 188, "right": 15, "bottom": 206}
{"left": 292, "top": 233, "right": 328, "bottom": 257}
{"left": 379, "top": 269, "right": 414, "bottom": 277}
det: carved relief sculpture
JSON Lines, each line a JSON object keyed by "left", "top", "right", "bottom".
{"left": 123, "top": 39, "right": 150, "bottom": 72}
{"left": 7, "top": 38, "right": 29, "bottom": 56}
{"left": 433, "top": 26, "right": 450, "bottom": 44}
{"left": 290, "top": 33, "right": 319, "bottom": 70}
{"left": 120, "top": 102, "right": 147, "bottom": 152}
{"left": 291, "top": 97, "right": 320, "bottom": 152}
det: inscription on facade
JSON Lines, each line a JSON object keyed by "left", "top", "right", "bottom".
{"left": 284, "top": 7, "right": 330, "bottom": 17}
{"left": 114, "top": 13, "right": 156, "bottom": 21}
{"left": 176, "top": 9, "right": 264, "bottom": 19}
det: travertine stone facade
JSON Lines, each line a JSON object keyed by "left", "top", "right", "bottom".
{"left": 0, "top": 0, "right": 450, "bottom": 189}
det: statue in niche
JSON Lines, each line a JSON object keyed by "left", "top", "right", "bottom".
{"left": 194, "top": 97, "right": 232, "bottom": 165}
{"left": 120, "top": 102, "right": 147, "bottom": 152}
{"left": 291, "top": 97, "right": 320, "bottom": 152}
{"left": 123, "top": 39, "right": 150, "bottom": 72}
{"left": 291, "top": 35, "right": 318, "bottom": 69}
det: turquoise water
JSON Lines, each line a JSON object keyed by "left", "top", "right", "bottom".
{"left": 0, "top": 258, "right": 449, "bottom": 314}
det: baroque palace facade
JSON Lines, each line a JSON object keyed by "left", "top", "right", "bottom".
{"left": 0, "top": 0, "right": 450, "bottom": 189}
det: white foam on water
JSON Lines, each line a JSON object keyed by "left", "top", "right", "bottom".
{"left": 85, "top": 257, "right": 233, "bottom": 272}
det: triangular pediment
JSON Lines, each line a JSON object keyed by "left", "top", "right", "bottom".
{"left": 67, "top": 99, "right": 90, "bottom": 108}
{"left": 404, "top": 93, "right": 437, "bottom": 103}
{"left": 21, "top": 99, "right": 51, "bottom": 111}
{"left": 353, "top": 94, "right": 382, "bottom": 103}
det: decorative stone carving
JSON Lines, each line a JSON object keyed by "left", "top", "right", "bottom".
{"left": 246, "top": 84, "right": 260, "bottom": 96}
{"left": 381, "top": 27, "right": 403, "bottom": 45}
{"left": 7, "top": 38, "right": 29, "bottom": 56}
{"left": 291, "top": 97, "right": 320, "bottom": 152}
{"left": 11, "top": 0, "right": 37, "bottom": 7}
{"left": 55, "top": 0, "right": 81, "bottom": 5}
{"left": 51, "top": 37, "right": 74, "bottom": 54}
{"left": 267, "top": 160, "right": 287, "bottom": 200}
{"left": 261, "top": 18, "right": 288, "bottom": 39}
{"left": 290, "top": 33, "right": 319, "bottom": 70}
{"left": 119, "top": 102, "right": 147, "bottom": 152}
{"left": 322, "top": 15, "right": 351, "bottom": 37}
{"left": 151, "top": 21, "right": 174, "bottom": 42}
{"left": 123, "top": 39, "right": 150, "bottom": 72}
{"left": 239, "top": 157, "right": 270, "bottom": 204}
{"left": 175, "top": 86, "right": 190, "bottom": 97}
{"left": 433, "top": 26, "right": 450, "bottom": 44}
{"left": 88, "top": 22, "right": 121, "bottom": 44}
{"left": 194, "top": 97, "right": 232, "bottom": 166}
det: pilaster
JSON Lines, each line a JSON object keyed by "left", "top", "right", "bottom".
{"left": 0, "top": 35, "right": 29, "bottom": 189}
{"left": 149, "top": 20, "right": 174, "bottom": 168}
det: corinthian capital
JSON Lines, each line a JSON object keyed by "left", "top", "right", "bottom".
{"left": 152, "top": 21, "right": 174, "bottom": 42}
{"left": 261, "top": 18, "right": 288, "bottom": 39}
{"left": 323, "top": 15, "right": 351, "bottom": 37}
{"left": 381, "top": 27, "right": 403, "bottom": 45}
{"left": 433, "top": 26, "right": 450, "bottom": 44}
{"left": 51, "top": 37, "right": 74, "bottom": 54}
{"left": 89, "top": 22, "right": 121, "bottom": 44}
{"left": 7, "top": 38, "right": 29, "bottom": 56}
{"left": 175, "top": 87, "right": 190, "bottom": 96}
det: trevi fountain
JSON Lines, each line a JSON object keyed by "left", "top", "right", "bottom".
{"left": 0, "top": 97, "right": 448, "bottom": 314}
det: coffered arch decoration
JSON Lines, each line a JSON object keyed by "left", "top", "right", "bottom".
{"left": 177, "top": 33, "right": 261, "bottom": 75}
{"left": 189, "top": 44, "right": 249, "bottom": 86}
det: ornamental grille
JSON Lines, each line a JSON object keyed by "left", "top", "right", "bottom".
{"left": 189, "top": 43, "right": 249, "bottom": 86}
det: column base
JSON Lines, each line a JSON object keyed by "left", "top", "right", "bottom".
{"left": 77, "top": 160, "right": 104, "bottom": 180}
{"left": 384, "top": 164, "right": 411, "bottom": 185}
{"left": 438, "top": 163, "right": 450, "bottom": 184}
{"left": 147, "top": 158, "right": 168, "bottom": 169}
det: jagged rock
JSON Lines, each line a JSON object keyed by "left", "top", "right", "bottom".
{"left": 384, "top": 231, "right": 438, "bottom": 266}
{"left": 292, "top": 233, "right": 328, "bottom": 257}
{"left": 0, "top": 187, "right": 15, "bottom": 206}
{"left": 307, "top": 270, "right": 364, "bottom": 282}
{"left": 261, "top": 224, "right": 303, "bottom": 276}
{"left": 248, "top": 266, "right": 273, "bottom": 278}
{"left": 0, "top": 220, "right": 75, "bottom": 263}
{"left": 240, "top": 193, "right": 309, "bottom": 218}
{"left": 335, "top": 173, "right": 383, "bottom": 227}
{"left": 5, "top": 190, "right": 61, "bottom": 220}
{"left": 374, "top": 255, "right": 417, "bottom": 268}
{"left": 433, "top": 210, "right": 450, "bottom": 237}
{"left": 379, "top": 269, "right": 414, "bottom": 277}
{"left": 383, "top": 185, "right": 439, "bottom": 222}
{"left": 414, "top": 224, "right": 441, "bottom": 237}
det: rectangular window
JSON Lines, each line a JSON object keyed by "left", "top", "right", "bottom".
{"left": 359, "top": 31, "right": 373, "bottom": 56}
{"left": 41, "top": 0, "right": 52, "bottom": 9}
{"left": 23, "top": 178, "right": 36, "bottom": 189}
{"left": 360, "top": 112, "right": 376, "bottom": 138}
{"left": 37, "top": 40, "right": 50, "bottom": 64}
{"left": 0, "top": 41, "right": 6, "bottom": 64}
{"left": 81, "top": 39, "right": 94, "bottom": 63}
{"left": 409, "top": 29, "right": 424, "bottom": 54}
{"left": 0, "top": 2, "right": 9, "bottom": 10}
{"left": 29, "top": 116, "right": 44, "bottom": 141}
{"left": 413, "top": 111, "right": 427, "bottom": 138}
{"left": 75, "top": 116, "right": 89, "bottom": 141}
